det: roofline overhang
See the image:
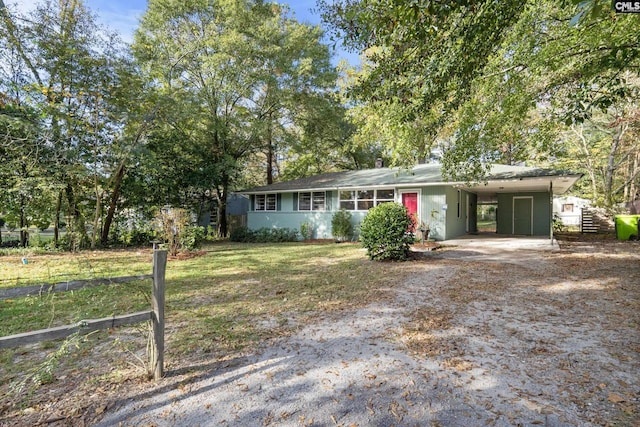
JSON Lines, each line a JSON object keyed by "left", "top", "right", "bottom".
{"left": 239, "top": 173, "right": 583, "bottom": 195}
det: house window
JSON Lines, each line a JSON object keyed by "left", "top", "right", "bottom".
{"left": 357, "top": 190, "right": 374, "bottom": 210}
{"left": 298, "top": 192, "right": 325, "bottom": 211}
{"left": 562, "top": 203, "right": 574, "bottom": 213}
{"left": 339, "top": 191, "right": 355, "bottom": 210}
{"left": 255, "top": 194, "right": 277, "bottom": 211}
{"left": 376, "top": 189, "right": 395, "bottom": 205}
{"left": 339, "top": 189, "right": 395, "bottom": 211}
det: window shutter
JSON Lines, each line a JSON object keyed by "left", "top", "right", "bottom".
{"left": 325, "top": 191, "right": 332, "bottom": 211}
{"left": 277, "top": 194, "right": 281, "bottom": 211}
{"left": 293, "top": 193, "right": 298, "bottom": 211}
{"left": 250, "top": 195, "right": 255, "bottom": 211}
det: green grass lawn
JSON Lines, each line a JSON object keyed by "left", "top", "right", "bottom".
{"left": 0, "top": 242, "right": 407, "bottom": 373}
{"left": 477, "top": 219, "right": 497, "bottom": 232}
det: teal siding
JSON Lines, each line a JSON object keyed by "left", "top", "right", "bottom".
{"left": 496, "top": 192, "right": 551, "bottom": 236}
{"left": 419, "top": 186, "right": 447, "bottom": 240}
{"left": 282, "top": 193, "right": 294, "bottom": 211}
{"left": 443, "top": 187, "right": 472, "bottom": 240}
{"left": 247, "top": 190, "right": 364, "bottom": 240}
{"left": 248, "top": 186, "right": 453, "bottom": 241}
{"left": 247, "top": 210, "right": 367, "bottom": 240}
{"left": 248, "top": 188, "right": 550, "bottom": 240}
{"left": 247, "top": 212, "right": 333, "bottom": 239}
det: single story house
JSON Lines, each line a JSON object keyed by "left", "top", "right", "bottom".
{"left": 239, "top": 163, "right": 582, "bottom": 241}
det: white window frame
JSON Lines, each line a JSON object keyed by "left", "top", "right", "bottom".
{"left": 338, "top": 188, "right": 395, "bottom": 211}
{"left": 298, "top": 191, "right": 326, "bottom": 211}
{"left": 255, "top": 193, "right": 277, "bottom": 211}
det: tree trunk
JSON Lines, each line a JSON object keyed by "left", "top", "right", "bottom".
{"left": 100, "top": 163, "right": 125, "bottom": 246}
{"left": 65, "top": 181, "right": 87, "bottom": 250}
{"left": 54, "top": 190, "right": 62, "bottom": 246}
{"left": 19, "top": 193, "right": 27, "bottom": 247}
{"left": 216, "top": 186, "right": 228, "bottom": 238}
{"left": 604, "top": 124, "right": 625, "bottom": 207}
{"left": 266, "top": 118, "right": 274, "bottom": 185}
{"left": 91, "top": 189, "right": 101, "bottom": 249}
{"left": 266, "top": 146, "right": 274, "bottom": 185}
{"left": 572, "top": 125, "right": 598, "bottom": 202}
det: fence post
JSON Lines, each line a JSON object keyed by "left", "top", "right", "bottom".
{"left": 151, "top": 250, "right": 167, "bottom": 380}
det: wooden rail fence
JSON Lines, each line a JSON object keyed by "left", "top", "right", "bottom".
{"left": 0, "top": 250, "right": 167, "bottom": 380}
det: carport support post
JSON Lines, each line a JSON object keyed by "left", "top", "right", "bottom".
{"left": 549, "top": 181, "right": 554, "bottom": 244}
{"left": 151, "top": 249, "right": 167, "bottom": 380}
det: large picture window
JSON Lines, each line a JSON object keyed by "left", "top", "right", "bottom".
{"left": 339, "top": 189, "right": 395, "bottom": 211}
{"left": 298, "top": 192, "right": 325, "bottom": 211}
{"left": 255, "top": 194, "right": 277, "bottom": 211}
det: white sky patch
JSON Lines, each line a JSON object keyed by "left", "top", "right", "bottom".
{"left": 5, "top": 0, "right": 358, "bottom": 65}
{"left": 5, "top": 0, "right": 146, "bottom": 43}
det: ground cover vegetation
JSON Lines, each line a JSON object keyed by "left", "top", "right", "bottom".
{"left": 0, "top": 242, "right": 404, "bottom": 424}
{"left": 1, "top": 238, "right": 638, "bottom": 425}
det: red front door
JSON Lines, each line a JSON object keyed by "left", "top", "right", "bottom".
{"left": 401, "top": 192, "right": 418, "bottom": 232}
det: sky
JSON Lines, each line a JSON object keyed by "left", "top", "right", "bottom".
{"left": 9, "top": 0, "right": 359, "bottom": 66}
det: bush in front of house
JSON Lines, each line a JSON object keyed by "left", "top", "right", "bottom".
{"left": 331, "top": 209, "right": 353, "bottom": 242}
{"left": 299, "top": 222, "right": 312, "bottom": 240}
{"left": 180, "top": 226, "right": 206, "bottom": 250}
{"left": 229, "top": 226, "right": 254, "bottom": 242}
{"left": 229, "top": 226, "right": 298, "bottom": 243}
{"left": 360, "top": 202, "right": 414, "bottom": 261}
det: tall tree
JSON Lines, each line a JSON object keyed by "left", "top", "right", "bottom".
{"left": 1, "top": 0, "right": 146, "bottom": 248}
{"left": 320, "top": 0, "right": 640, "bottom": 181}
{"left": 0, "top": 96, "right": 56, "bottom": 247}
{"left": 134, "top": 0, "right": 342, "bottom": 236}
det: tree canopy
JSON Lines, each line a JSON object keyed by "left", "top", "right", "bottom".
{"left": 321, "top": 0, "right": 640, "bottom": 206}
{"left": 132, "top": 0, "right": 350, "bottom": 236}
{"left": 0, "top": 0, "right": 143, "bottom": 247}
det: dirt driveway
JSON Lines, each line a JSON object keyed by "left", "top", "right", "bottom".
{"left": 95, "top": 238, "right": 639, "bottom": 427}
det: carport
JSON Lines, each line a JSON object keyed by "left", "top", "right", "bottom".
{"left": 458, "top": 167, "right": 582, "bottom": 238}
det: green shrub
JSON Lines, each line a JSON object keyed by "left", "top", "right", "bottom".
{"left": 229, "top": 226, "right": 298, "bottom": 243}
{"left": 180, "top": 226, "right": 205, "bottom": 250}
{"left": 123, "top": 229, "right": 156, "bottom": 247}
{"left": 360, "top": 202, "right": 414, "bottom": 261}
{"left": 28, "top": 231, "right": 45, "bottom": 248}
{"left": 331, "top": 210, "right": 353, "bottom": 242}
{"left": 271, "top": 228, "right": 299, "bottom": 242}
{"left": 229, "top": 226, "right": 254, "bottom": 242}
{"left": 300, "top": 222, "right": 312, "bottom": 240}
{"left": 206, "top": 225, "right": 218, "bottom": 240}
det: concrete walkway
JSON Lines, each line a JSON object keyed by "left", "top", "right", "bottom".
{"left": 440, "top": 234, "right": 559, "bottom": 251}
{"left": 421, "top": 234, "right": 560, "bottom": 267}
